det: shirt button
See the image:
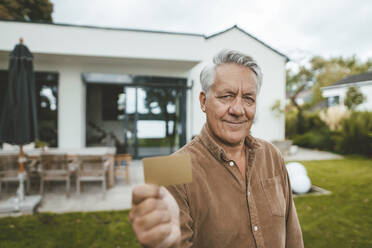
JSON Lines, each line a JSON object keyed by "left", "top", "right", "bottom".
{"left": 229, "top": 161, "right": 234, "bottom": 167}
{"left": 248, "top": 191, "right": 251, "bottom": 197}
{"left": 254, "top": 226, "right": 258, "bottom": 232}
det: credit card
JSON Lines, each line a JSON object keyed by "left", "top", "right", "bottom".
{"left": 142, "top": 154, "right": 192, "bottom": 186}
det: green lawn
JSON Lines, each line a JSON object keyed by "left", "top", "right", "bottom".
{"left": 295, "top": 157, "right": 372, "bottom": 248}
{"left": 0, "top": 158, "right": 371, "bottom": 248}
{"left": 0, "top": 210, "right": 140, "bottom": 248}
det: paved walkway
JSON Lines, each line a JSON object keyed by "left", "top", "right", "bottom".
{"left": 0, "top": 147, "right": 343, "bottom": 216}
{"left": 284, "top": 147, "right": 343, "bottom": 161}
{"left": 38, "top": 160, "right": 144, "bottom": 213}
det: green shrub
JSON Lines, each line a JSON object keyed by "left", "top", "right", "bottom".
{"left": 285, "top": 109, "right": 298, "bottom": 139}
{"left": 333, "top": 111, "right": 372, "bottom": 156}
{"left": 286, "top": 110, "right": 329, "bottom": 139}
{"left": 302, "top": 111, "right": 329, "bottom": 131}
{"left": 292, "top": 128, "right": 335, "bottom": 151}
{"left": 287, "top": 109, "right": 372, "bottom": 157}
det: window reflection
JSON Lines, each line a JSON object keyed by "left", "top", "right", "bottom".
{"left": 87, "top": 84, "right": 126, "bottom": 153}
{"left": 137, "top": 87, "right": 180, "bottom": 157}
{"left": 327, "top": 96, "right": 340, "bottom": 107}
{"left": 102, "top": 85, "right": 124, "bottom": 121}
{"left": 36, "top": 74, "right": 58, "bottom": 147}
{"left": 85, "top": 74, "right": 187, "bottom": 158}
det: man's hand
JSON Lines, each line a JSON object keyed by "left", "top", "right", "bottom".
{"left": 129, "top": 184, "right": 181, "bottom": 248}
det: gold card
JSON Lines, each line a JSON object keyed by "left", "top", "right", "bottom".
{"left": 142, "top": 154, "right": 192, "bottom": 186}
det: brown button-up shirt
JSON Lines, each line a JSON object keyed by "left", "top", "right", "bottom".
{"left": 166, "top": 125, "right": 304, "bottom": 248}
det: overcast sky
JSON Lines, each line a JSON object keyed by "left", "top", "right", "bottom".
{"left": 50, "top": 0, "right": 372, "bottom": 64}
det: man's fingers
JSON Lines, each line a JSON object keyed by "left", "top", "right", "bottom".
{"left": 136, "top": 223, "right": 172, "bottom": 247}
{"left": 130, "top": 186, "right": 181, "bottom": 248}
{"left": 132, "top": 184, "right": 160, "bottom": 205}
{"left": 133, "top": 209, "right": 171, "bottom": 231}
{"left": 131, "top": 198, "right": 168, "bottom": 218}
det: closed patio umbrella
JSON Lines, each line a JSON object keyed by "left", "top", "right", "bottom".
{"left": 0, "top": 38, "right": 39, "bottom": 211}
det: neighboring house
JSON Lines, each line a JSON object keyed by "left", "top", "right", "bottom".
{"left": 321, "top": 71, "right": 372, "bottom": 110}
{"left": 0, "top": 20, "right": 288, "bottom": 158}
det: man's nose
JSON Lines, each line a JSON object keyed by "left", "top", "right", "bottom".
{"left": 228, "top": 97, "right": 244, "bottom": 116}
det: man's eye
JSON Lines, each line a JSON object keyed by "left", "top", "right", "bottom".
{"left": 244, "top": 97, "right": 255, "bottom": 104}
{"left": 221, "top": 95, "right": 233, "bottom": 99}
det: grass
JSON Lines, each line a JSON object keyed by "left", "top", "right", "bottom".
{"left": 295, "top": 157, "right": 372, "bottom": 247}
{"left": 0, "top": 211, "right": 141, "bottom": 248}
{"left": 0, "top": 157, "right": 371, "bottom": 247}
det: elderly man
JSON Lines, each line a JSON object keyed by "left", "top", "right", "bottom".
{"left": 130, "top": 50, "right": 304, "bottom": 248}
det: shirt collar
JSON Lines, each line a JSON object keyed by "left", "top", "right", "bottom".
{"left": 197, "top": 124, "right": 260, "bottom": 163}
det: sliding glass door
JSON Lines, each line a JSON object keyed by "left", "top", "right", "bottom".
{"left": 86, "top": 75, "right": 187, "bottom": 158}
{"left": 135, "top": 87, "right": 183, "bottom": 157}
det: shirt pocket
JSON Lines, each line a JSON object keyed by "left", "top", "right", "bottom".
{"left": 261, "top": 175, "right": 286, "bottom": 217}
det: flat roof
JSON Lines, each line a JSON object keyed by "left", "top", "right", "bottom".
{"left": 0, "top": 19, "right": 289, "bottom": 60}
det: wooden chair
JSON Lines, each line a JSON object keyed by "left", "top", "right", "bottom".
{"left": 39, "top": 154, "right": 75, "bottom": 198}
{"left": 0, "top": 154, "right": 31, "bottom": 196}
{"left": 114, "top": 154, "right": 131, "bottom": 184}
{"left": 76, "top": 155, "right": 109, "bottom": 198}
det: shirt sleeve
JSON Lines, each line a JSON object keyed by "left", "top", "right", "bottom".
{"left": 281, "top": 158, "right": 305, "bottom": 248}
{"left": 166, "top": 183, "right": 194, "bottom": 248}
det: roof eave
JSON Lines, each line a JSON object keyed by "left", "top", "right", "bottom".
{"left": 321, "top": 80, "right": 372, "bottom": 91}
{"left": 0, "top": 18, "right": 205, "bottom": 38}
{"left": 205, "top": 25, "right": 290, "bottom": 62}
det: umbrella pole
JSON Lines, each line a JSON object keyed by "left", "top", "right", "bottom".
{"left": 16, "top": 145, "right": 26, "bottom": 207}
{"left": 20, "top": 144, "right": 24, "bottom": 173}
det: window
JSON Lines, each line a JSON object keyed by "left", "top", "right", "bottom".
{"left": 327, "top": 96, "right": 340, "bottom": 107}
{"left": 85, "top": 73, "right": 187, "bottom": 158}
{"left": 101, "top": 85, "right": 124, "bottom": 121}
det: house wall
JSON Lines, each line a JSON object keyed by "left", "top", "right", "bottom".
{"left": 36, "top": 55, "right": 192, "bottom": 148}
{"left": 0, "top": 20, "right": 288, "bottom": 149}
{"left": 360, "top": 84, "right": 372, "bottom": 110}
{"left": 322, "top": 82, "right": 372, "bottom": 111}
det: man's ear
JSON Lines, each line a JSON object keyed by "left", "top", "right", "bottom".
{"left": 199, "top": 91, "right": 207, "bottom": 113}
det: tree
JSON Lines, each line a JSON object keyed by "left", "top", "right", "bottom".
{"left": 309, "top": 56, "right": 372, "bottom": 106}
{"left": 286, "top": 55, "right": 371, "bottom": 135}
{"left": 143, "top": 87, "right": 181, "bottom": 153}
{"left": 0, "top": 0, "right": 53, "bottom": 22}
{"left": 344, "top": 86, "right": 366, "bottom": 110}
{"left": 287, "top": 55, "right": 372, "bottom": 108}
{"left": 286, "top": 66, "right": 313, "bottom": 134}
{"left": 144, "top": 88, "right": 179, "bottom": 138}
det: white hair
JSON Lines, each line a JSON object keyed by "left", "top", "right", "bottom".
{"left": 200, "top": 49, "right": 263, "bottom": 94}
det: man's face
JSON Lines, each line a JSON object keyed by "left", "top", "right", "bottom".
{"left": 200, "top": 63, "right": 257, "bottom": 147}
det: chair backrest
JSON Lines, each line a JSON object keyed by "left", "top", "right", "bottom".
{"left": 114, "top": 154, "right": 132, "bottom": 166}
{"left": 40, "top": 154, "right": 69, "bottom": 171}
{"left": 77, "top": 155, "right": 106, "bottom": 175}
{"left": 0, "top": 155, "right": 19, "bottom": 173}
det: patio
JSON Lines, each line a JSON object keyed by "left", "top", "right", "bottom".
{"left": 39, "top": 160, "right": 143, "bottom": 213}
{"left": 0, "top": 146, "right": 343, "bottom": 217}
{"left": 0, "top": 159, "right": 142, "bottom": 216}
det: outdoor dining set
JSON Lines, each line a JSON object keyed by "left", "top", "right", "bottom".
{"left": 0, "top": 148, "right": 132, "bottom": 199}
{"left": 0, "top": 39, "right": 132, "bottom": 213}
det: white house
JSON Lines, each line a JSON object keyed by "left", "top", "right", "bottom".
{"left": 0, "top": 20, "right": 288, "bottom": 158}
{"left": 321, "top": 71, "right": 372, "bottom": 110}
